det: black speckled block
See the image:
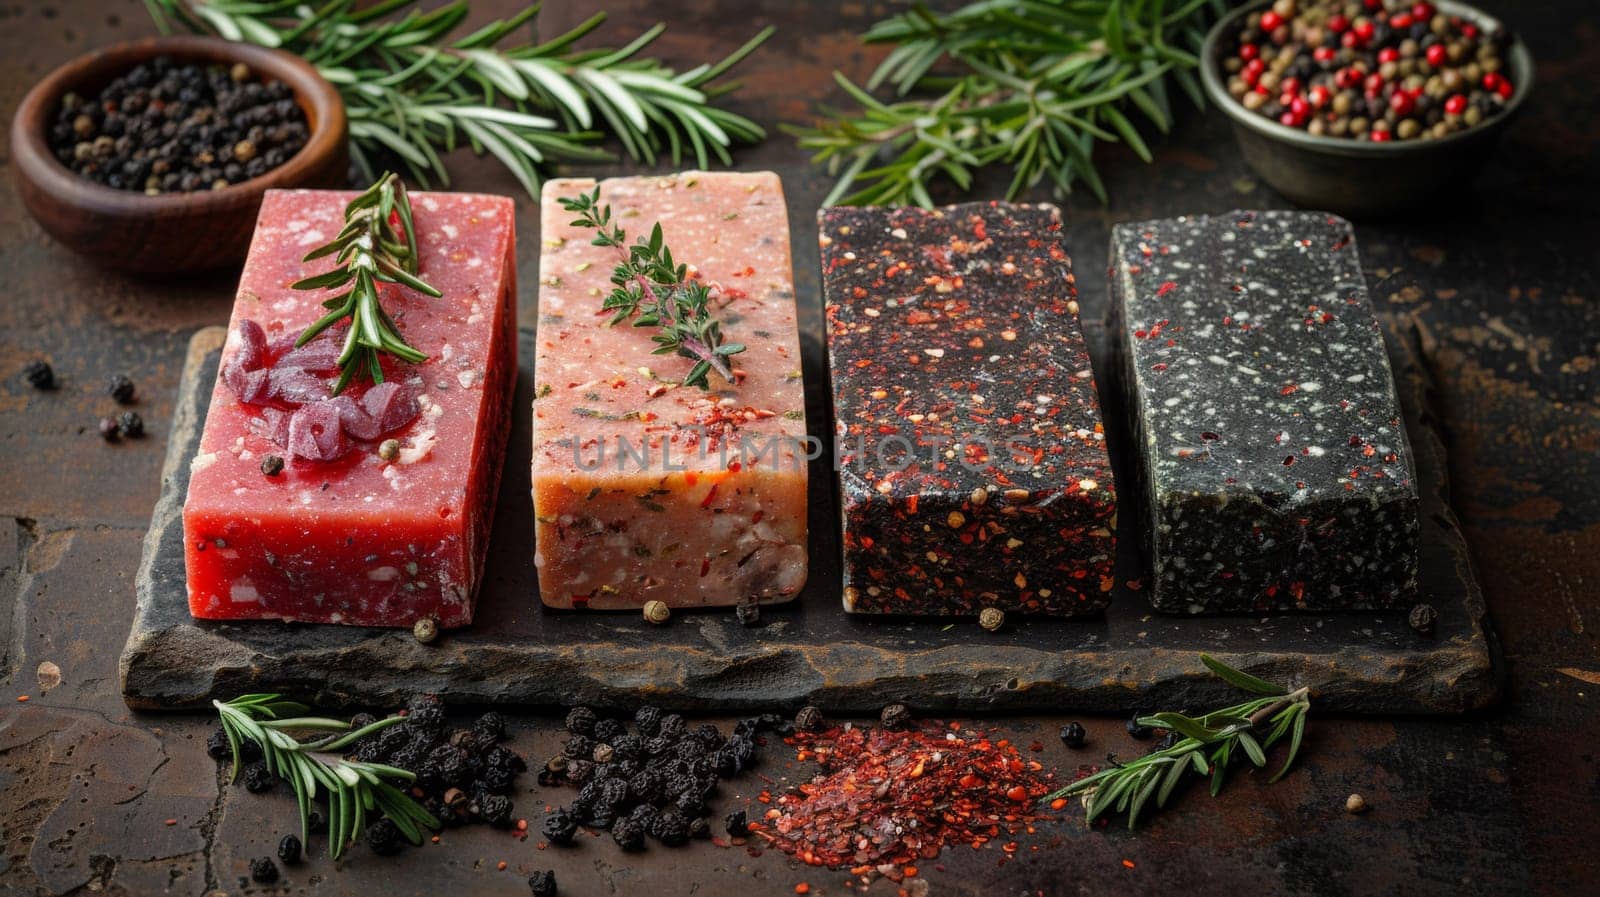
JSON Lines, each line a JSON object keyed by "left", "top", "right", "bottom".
{"left": 1109, "top": 211, "right": 1420, "bottom": 614}
{"left": 820, "top": 203, "right": 1117, "bottom": 617}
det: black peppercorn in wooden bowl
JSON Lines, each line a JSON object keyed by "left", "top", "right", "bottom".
{"left": 1200, "top": 0, "right": 1532, "bottom": 218}
{"left": 11, "top": 35, "right": 347, "bottom": 274}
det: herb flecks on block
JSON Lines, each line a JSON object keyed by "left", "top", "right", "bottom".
{"left": 147, "top": 1, "right": 773, "bottom": 195}
{"left": 789, "top": 0, "right": 1220, "bottom": 206}
{"left": 559, "top": 186, "right": 745, "bottom": 390}
{"left": 293, "top": 172, "right": 439, "bottom": 394}
{"left": 1044, "top": 654, "right": 1312, "bottom": 828}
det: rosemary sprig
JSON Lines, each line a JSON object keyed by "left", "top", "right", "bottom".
{"left": 145, "top": 0, "right": 772, "bottom": 196}
{"left": 788, "top": 0, "right": 1224, "bottom": 207}
{"left": 559, "top": 187, "right": 745, "bottom": 390}
{"left": 214, "top": 693, "right": 438, "bottom": 858}
{"left": 293, "top": 172, "right": 439, "bottom": 394}
{"left": 1043, "top": 654, "right": 1311, "bottom": 829}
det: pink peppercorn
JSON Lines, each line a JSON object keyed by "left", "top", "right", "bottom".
{"left": 1412, "top": 3, "right": 1435, "bottom": 20}
{"left": 1426, "top": 44, "right": 1447, "bottom": 67}
{"left": 1388, "top": 91, "right": 1416, "bottom": 116}
{"left": 1328, "top": 14, "right": 1349, "bottom": 32}
{"left": 1377, "top": 47, "right": 1399, "bottom": 64}
{"left": 1239, "top": 42, "right": 1259, "bottom": 61}
{"left": 1259, "top": 10, "right": 1283, "bottom": 31}
{"left": 1444, "top": 94, "right": 1467, "bottom": 115}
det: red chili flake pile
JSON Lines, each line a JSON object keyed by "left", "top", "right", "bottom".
{"left": 754, "top": 722, "right": 1056, "bottom": 869}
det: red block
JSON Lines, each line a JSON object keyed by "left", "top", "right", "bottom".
{"left": 183, "top": 189, "right": 517, "bottom": 627}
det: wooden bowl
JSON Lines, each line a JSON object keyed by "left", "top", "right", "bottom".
{"left": 1200, "top": 0, "right": 1532, "bottom": 219}
{"left": 11, "top": 35, "right": 348, "bottom": 274}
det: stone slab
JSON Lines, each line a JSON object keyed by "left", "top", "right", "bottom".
{"left": 120, "top": 319, "right": 1499, "bottom": 715}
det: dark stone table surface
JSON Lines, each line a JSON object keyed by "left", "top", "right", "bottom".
{"left": 2, "top": 1, "right": 1596, "bottom": 895}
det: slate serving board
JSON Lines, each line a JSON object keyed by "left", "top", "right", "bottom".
{"left": 120, "top": 316, "right": 1499, "bottom": 715}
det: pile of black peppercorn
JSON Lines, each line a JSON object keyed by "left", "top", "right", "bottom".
{"left": 542, "top": 704, "right": 784, "bottom": 853}
{"left": 207, "top": 694, "right": 527, "bottom": 859}
{"left": 48, "top": 55, "right": 310, "bottom": 193}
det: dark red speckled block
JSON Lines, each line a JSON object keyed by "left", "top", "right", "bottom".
{"left": 820, "top": 203, "right": 1117, "bottom": 617}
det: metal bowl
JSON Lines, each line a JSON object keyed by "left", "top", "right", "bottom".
{"left": 1200, "top": 0, "right": 1533, "bottom": 218}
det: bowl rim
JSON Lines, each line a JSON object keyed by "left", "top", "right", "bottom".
{"left": 1200, "top": 0, "right": 1534, "bottom": 158}
{"left": 10, "top": 34, "right": 347, "bottom": 216}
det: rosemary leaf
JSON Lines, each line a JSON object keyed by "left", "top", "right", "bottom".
{"left": 788, "top": 0, "right": 1224, "bottom": 207}
{"left": 1044, "top": 654, "right": 1312, "bottom": 828}
{"left": 293, "top": 172, "right": 438, "bottom": 393}
{"left": 214, "top": 693, "right": 436, "bottom": 858}
{"left": 558, "top": 186, "right": 745, "bottom": 390}
{"left": 146, "top": 1, "right": 772, "bottom": 195}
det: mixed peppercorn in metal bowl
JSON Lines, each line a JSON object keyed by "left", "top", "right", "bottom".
{"left": 1217, "top": 0, "right": 1516, "bottom": 143}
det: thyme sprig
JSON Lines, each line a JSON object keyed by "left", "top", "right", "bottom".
{"left": 1044, "top": 654, "right": 1311, "bottom": 829}
{"left": 214, "top": 693, "right": 438, "bottom": 858}
{"left": 559, "top": 187, "right": 745, "bottom": 390}
{"left": 293, "top": 172, "right": 439, "bottom": 394}
{"left": 788, "top": 0, "right": 1224, "bottom": 207}
{"left": 146, "top": 0, "right": 772, "bottom": 196}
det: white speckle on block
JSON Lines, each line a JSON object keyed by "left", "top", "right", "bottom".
{"left": 190, "top": 452, "right": 218, "bottom": 473}
{"left": 367, "top": 566, "right": 401, "bottom": 581}
{"left": 230, "top": 584, "right": 261, "bottom": 604}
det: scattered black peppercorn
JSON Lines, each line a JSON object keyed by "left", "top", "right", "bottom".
{"left": 107, "top": 374, "right": 136, "bottom": 404}
{"left": 796, "top": 703, "right": 825, "bottom": 732}
{"left": 242, "top": 761, "right": 274, "bottom": 793}
{"left": 528, "top": 870, "right": 558, "bottom": 897}
{"left": 795, "top": 705, "right": 825, "bottom": 733}
{"left": 261, "top": 454, "right": 285, "bottom": 477}
{"left": 610, "top": 816, "right": 646, "bottom": 851}
{"left": 98, "top": 416, "right": 121, "bottom": 441}
{"left": 593, "top": 718, "right": 626, "bottom": 744}
{"left": 249, "top": 856, "right": 278, "bottom": 884}
{"left": 1059, "top": 722, "right": 1087, "bottom": 749}
{"left": 543, "top": 809, "right": 578, "bottom": 846}
{"left": 724, "top": 809, "right": 749, "bottom": 836}
{"left": 365, "top": 819, "right": 403, "bottom": 856}
{"left": 565, "top": 706, "right": 599, "bottom": 737}
{"left": 1126, "top": 714, "right": 1153, "bottom": 740}
{"left": 476, "top": 793, "right": 515, "bottom": 828}
{"left": 403, "top": 693, "right": 446, "bottom": 735}
{"left": 735, "top": 599, "right": 761, "bottom": 626}
{"left": 633, "top": 705, "right": 664, "bottom": 736}
{"left": 277, "top": 834, "right": 301, "bottom": 864}
{"left": 1408, "top": 602, "right": 1439, "bottom": 635}
{"left": 473, "top": 711, "right": 507, "bottom": 743}
{"left": 117, "top": 411, "right": 145, "bottom": 438}
{"left": 205, "top": 727, "right": 232, "bottom": 759}
{"left": 880, "top": 703, "right": 912, "bottom": 731}
{"left": 687, "top": 816, "right": 711, "bottom": 839}
{"left": 23, "top": 360, "right": 55, "bottom": 390}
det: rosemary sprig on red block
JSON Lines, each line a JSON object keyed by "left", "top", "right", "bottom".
{"left": 293, "top": 172, "right": 441, "bottom": 394}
